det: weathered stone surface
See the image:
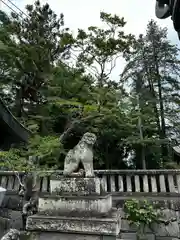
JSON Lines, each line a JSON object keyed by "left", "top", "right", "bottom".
{"left": 169, "top": 200, "right": 180, "bottom": 211}
{"left": 152, "top": 199, "right": 180, "bottom": 211}
{"left": 2, "top": 194, "right": 21, "bottom": 210}
{"left": 121, "top": 219, "right": 135, "bottom": 232}
{"left": 160, "top": 209, "right": 177, "bottom": 220}
{"left": 26, "top": 209, "right": 121, "bottom": 236}
{"left": 29, "top": 232, "right": 117, "bottom": 240}
{"left": 121, "top": 219, "right": 152, "bottom": 233}
{"left": 50, "top": 177, "right": 101, "bottom": 195}
{"left": 0, "top": 216, "right": 10, "bottom": 238}
{"left": 152, "top": 221, "right": 180, "bottom": 237}
{"left": 120, "top": 233, "right": 155, "bottom": 240}
{"left": 102, "top": 236, "right": 116, "bottom": 240}
{"left": 39, "top": 232, "right": 101, "bottom": 240}
{"left": 38, "top": 194, "right": 112, "bottom": 216}
{"left": 121, "top": 219, "right": 138, "bottom": 232}
{"left": 9, "top": 210, "right": 23, "bottom": 230}
{"left": 1, "top": 228, "right": 20, "bottom": 240}
{"left": 0, "top": 209, "right": 23, "bottom": 231}
{"left": 142, "top": 234, "right": 155, "bottom": 240}
{"left": 0, "top": 208, "right": 10, "bottom": 218}
{"left": 118, "top": 208, "right": 125, "bottom": 218}
{"left": 120, "top": 233, "right": 136, "bottom": 240}
{"left": 156, "top": 238, "right": 179, "bottom": 240}
{"left": 0, "top": 187, "right": 6, "bottom": 207}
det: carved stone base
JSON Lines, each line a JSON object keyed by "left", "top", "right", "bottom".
{"left": 38, "top": 194, "right": 112, "bottom": 216}
{"left": 27, "top": 176, "right": 120, "bottom": 239}
{"left": 50, "top": 177, "right": 101, "bottom": 195}
{"left": 26, "top": 208, "right": 121, "bottom": 236}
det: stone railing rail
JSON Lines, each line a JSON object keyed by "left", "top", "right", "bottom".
{"left": 0, "top": 169, "right": 180, "bottom": 195}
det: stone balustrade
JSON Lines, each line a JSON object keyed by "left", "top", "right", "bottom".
{"left": 97, "top": 169, "right": 180, "bottom": 195}
{"left": 0, "top": 169, "right": 180, "bottom": 195}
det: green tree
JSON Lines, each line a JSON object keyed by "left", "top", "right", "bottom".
{"left": 0, "top": 1, "right": 74, "bottom": 116}
{"left": 74, "top": 12, "right": 134, "bottom": 111}
{"left": 3, "top": 5, "right": 179, "bottom": 170}
{"left": 121, "top": 20, "right": 180, "bottom": 167}
{"left": 0, "top": 11, "right": 15, "bottom": 104}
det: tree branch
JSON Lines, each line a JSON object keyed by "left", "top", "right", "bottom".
{"left": 59, "top": 113, "right": 103, "bottom": 143}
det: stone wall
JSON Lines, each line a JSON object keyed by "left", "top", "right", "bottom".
{"left": 0, "top": 191, "right": 23, "bottom": 238}
{"left": 118, "top": 200, "right": 180, "bottom": 240}
{"left": 1, "top": 195, "right": 180, "bottom": 240}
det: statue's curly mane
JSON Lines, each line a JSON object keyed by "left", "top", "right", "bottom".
{"left": 81, "top": 132, "right": 96, "bottom": 145}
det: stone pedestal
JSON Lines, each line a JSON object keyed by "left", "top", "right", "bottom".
{"left": 50, "top": 176, "right": 101, "bottom": 195}
{"left": 38, "top": 194, "right": 112, "bottom": 215}
{"left": 26, "top": 176, "right": 121, "bottom": 240}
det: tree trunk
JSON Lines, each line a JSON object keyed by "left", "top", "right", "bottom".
{"left": 152, "top": 41, "right": 168, "bottom": 159}
{"left": 137, "top": 94, "right": 146, "bottom": 169}
{"left": 142, "top": 51, "right": 161, "bottom": 137}
{"left": 15, "top": 88, "right": 23, "bottom": 118}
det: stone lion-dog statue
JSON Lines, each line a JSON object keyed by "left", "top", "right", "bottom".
{"left": 63, "top": 132, "right": 97, "bottom": 177}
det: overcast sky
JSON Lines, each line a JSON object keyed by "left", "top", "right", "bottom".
{"left": 1, "top": 0, "right": 179, "bottom": 78}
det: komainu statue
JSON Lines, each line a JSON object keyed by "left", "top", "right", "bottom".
{"left": 63, "top": 132, "right": 97, "bottom": 177}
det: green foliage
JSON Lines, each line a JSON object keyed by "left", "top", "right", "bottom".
{"left": 121, "top": 19, "right": 180, "bottom": 167}
{"left": 124, "top": 199, "right": 161, "bottom": 234}
{"left": 75, "top": 12, "right": 134, "bottom": 91}
{"left": 0, "top": 2, "right": 179, "bottom": 170}
{"left": 0, "top": 135, "right": 62, "bottom": 171}
{"left": 0, "top": 149, "right": 30, "bottom": 171}
{"left": 0, "top": 1, "right": 74, "bottom": 116}
{"left": 28, "top": 135, "right": 62, "bottom": 164}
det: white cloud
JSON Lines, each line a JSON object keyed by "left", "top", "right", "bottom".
{"left": 1, "top": 0, "right": 179, "bottom": 79}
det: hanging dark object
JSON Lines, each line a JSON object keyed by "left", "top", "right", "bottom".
{"left": 155, "top": 0, "right": 180, "bottom": 39}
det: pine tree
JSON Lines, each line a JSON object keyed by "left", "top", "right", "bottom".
{"left": 121, "top": 20, "right": 180, "bottom": 166}
{"left": 0, "top": 1, "right": 74, "bottom": 116}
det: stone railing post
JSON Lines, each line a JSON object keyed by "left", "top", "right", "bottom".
{"left": 159, "top": 174, "right": 166, "bottom": 192}
{"left": 95, "top": 169, "right": 180, "bottom": 195}
{"left": 143, "top": 175, "right": 149, "bottom": 192}
{"left": 151, "top": 175, "right": 157, "bottom": 192}
{"left": 110, "top": 175, "right": 116, "bottom": 192}
{"left": 134, "top": 175, "right": 140, "bottom": 192}
{"left": 176, "top": 174, "right": 180, "bottom": 193}
{"left": 1, "top": 169, "right": 180, "bottom": 195}
{"left": 118, "top": 175, "right": 124, "bottom": 192}
{"left": 168, "top": 174, "right": 176, "bottom": 192}
{"left": 126, "top": 175, "right": 132, "bottom": 192}
{"left": 101, "top": 175, "right": 107, "bottom": 192}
